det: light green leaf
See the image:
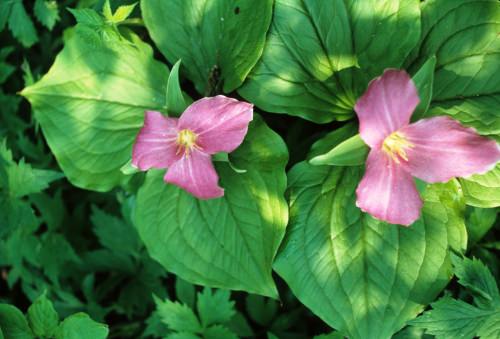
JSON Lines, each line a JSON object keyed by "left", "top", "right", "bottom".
{"left": 310, "top": 134, "right": 367, "bottom": 167}
{"left": 155, "top": 299, "right": 202, "bottom": 333}
{"left": 197, "top": 288, "right": 235, "bottom": 327}
{"left": 411, "top": 56, "right": 436, "bottom": 121}
{"left": 34, "top": 0, "right": 60, "bottom": 30}
{"left": 239, "top": 0, "right": 420, "bottom": 123}
{"left": 166, "top": 60, "right": 188, "bottom": 117}
{"left": 274, "top": 161, "right": 467, "bottom": 338}
{"left": 135, "top": 116, "right": 288, "bottom": 298}
{"left": 409, "top": 297, "right": 498, "bottom": 339}
{"left": 21, "top": 28, "right": 168, "bottom": 191}
{"left": 8, "top": 0, "right": 38, "bottom": 47}
{"left": 203, "top": 325, "right": 238, "bottom": 339}
{"left": 55, "top": 313, "right": 108, "bottom": 339}
{"left": 141, "top": 0, "right": 273, "bottom": 94}
{"left": 460, "top": 165, "right": 500, "bottom": 208}
{"left": 111, "top": 3, "right": 137, "bottom": 23}
{"left": 27, "top": 293, "right": 59, "bottom": 337}
{"left": 0, "top": 304, "right": 34, "bottom": 339}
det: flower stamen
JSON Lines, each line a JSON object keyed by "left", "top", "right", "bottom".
{"left": 176, "top": 129, "right": 199, "bottom": 156}
{"left": 382, "top": 131, "right": 414, "bottom": 164}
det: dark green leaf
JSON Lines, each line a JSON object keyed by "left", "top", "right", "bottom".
{"left": 0, "top": 304, "right": 34, "bottom": 339}
{"left": 196, "top": 288, "right": 235, "bottom": 327}
{"left": 155, "top": 298, "right": 202, "bottom": 333}
{"left": 166, "top": 60, "right": 188, "bottom": 117}
{"left": 34, "top": 0, "right": 60, "bottom": 30}
{"left": 411, "top": 56, "right": 436, "bottom": 121}
{"left": 8, "top": 0, "right": 38, "bottom": 47}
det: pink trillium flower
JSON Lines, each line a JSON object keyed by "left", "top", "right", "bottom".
{"left": 354, "top": 69, "right": 500, "bottom": 226}
{"left": 132, "top": 95, "right": 253, "bottom": 199}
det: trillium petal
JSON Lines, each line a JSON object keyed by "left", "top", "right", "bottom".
{"left": 356, "top": 149, "right": 422, "bottom": 226}
{"left": 355, "top": 69, "right": 420, "bottom": 148}
{"left": 399, "top": 116, "right": 500, "bottom": 183}
{"left": 164, "top": 149, "right": 224, "bottom": 199}
{"left": 179, "top": 95, "right": 253, "bottom": 154}
{"left": 132, "top": 111, "right": 181, "bottom": 170}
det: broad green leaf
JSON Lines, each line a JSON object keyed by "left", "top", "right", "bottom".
{"left": 412, "top": 1, "right": 500, "bottom": 101}
{"left": 196, "top": 288, "right": 235, "bottom": 327}
{"left": 465, "top": 207, "right": 498, "bottom": 246}
{"left": 21, "top": 27, "right": 169, "bottom": 191}
{"left": 141, "top": 0, "right": 273, "bottom": 94}
{"left": 135, "top": 116, "right": 288, "bottom": 297}
{"left": 155, "top": 299, "right": 202, "bottom": 333}
{"left": 274, "top": 161, "right": 467, "bottom": 338}
{"left": 34, "top": 0, "right": 60, "bottom": 30}
{"left": 0, "top": 304, "right": 34, "bottom": 339}
{"left": 411, "top": 56, "right": 436, "bottom": 121}
{"left": 7, "top": 0, "right": 38, "bottom": 47}
{"left": 460, "top": 165, "right": 500, "bottom": 208}
{"left": 239, "top": 0, "right": 420, "bottom": 123}
{"left": 166, "top": 60, "right": 188, "bottom": 117}
{"left": 409, "top": 297, "right": 498, "bottom": 339}
{"left": 55, "top": 313, "right": 108, "bottom": 339}
{"left": 310, "top": 134, "right": 367, "bottom": 167}
{"left": 27, "top": 293, "right": 59, "bottom": 337}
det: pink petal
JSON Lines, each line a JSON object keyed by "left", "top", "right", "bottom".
{"left": 356, "top": 149, "right": 423, "bottom": 226}
{"left": 399, "top": 116, "right": 500, "bottom": 183}
{"left": 164, "top": 149, "right": 224, "bottom": 199}
{"left": 178, "top": 95, "right": 253, "bottom": 154}
{"left": 355, "top": 69, "right": 420, "bottom": 148}
{"left": 132, "top": 111, "right": 181, "bottom": 170}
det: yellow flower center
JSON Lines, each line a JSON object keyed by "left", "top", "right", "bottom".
{"left": 382, "top": 131, "right": 414, "bottom": 164}
{"left": 177, "top": 129, "right": 199, "bottom": 156}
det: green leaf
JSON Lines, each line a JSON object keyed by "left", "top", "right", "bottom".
{"left": 239, "top": 0, "right": 420, "bottom": 123}
{"left": 203, "top": 325, "right": 238, "bottom": 339}
{"left": 68, "top": 8, "right": 104, "bottom": 26}
{"left": 8, "top": 0, "right": 38, "bottom": 47}
{"left": 166, "top": 60, "right": 188, "bottom": 117}
{"left": 274, "top": 161, "right": 467, "bottom": 338}
{"left": 452, "top": 255, "right": 500, "bottom": 307}
{"left": 411, "top": 56, "right": 436, "bottom": 121}
{"left": 0, "top": 304, "right": 34, "bottom": 339}
{"left": 175, "top": 278, "right": 196, "bottom": 309}
{"left": 111, "top": 3, "right": 137, "bottom": 23}
{"left": 245, "top": 295, "right": 278, "bottom": 326}
{"left": 196, "top": 288, "right": 235, "bottom": 327}
{"left": 409, "top": 297, "right": 498, "bottom": 339}
{"left": 21, "top": 27, "right": 169, "bottom": 191}
{"left": 412, "top": 1, "right": 500, "bottom": 102}
{"left": 34, "top": 0, "right": 60, "bottom": 30}
{"left": 141, "top": 0, "right": 273, "bottom": 94}
{"left": 155, "top": 298, "right": 202, "bottom": 333}
{"left": 135, "top": 116, "right": 288, "bottom": 298}
{"left": 27, "top": 293, "right": 59, "bottom": 337}
{"left": 55, "top": 313, "right": 108, "bottom": 339}
{"left": 460, "top": 165, "right": 500, "bottom": 208}
{"left": 166, "top": 333, "right": 199, "bottom": 339}
{"left": 310, "top": 134, "right": 367, "bottom": 167}
{"left": 465, "top": 207, "right": 498, "bottom": 246}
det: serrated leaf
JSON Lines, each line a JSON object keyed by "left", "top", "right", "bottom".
{"left": 0, "top": 304, "right": 34, "bottom": 339}
{"left": 203, "top": 325, "right": 238, "bottom": 339}
{"left": 409, "top": 297, "right": 498, "bottom": 339}
{"left": 166, "top": 333, "right": 199, "bottom": 339}
{"left": 55, "top": 313, "right": 108, "bottom": 339}
{"left": 21, "top": 28, "right": 169, "bottom": 191}
{"left": 141, "top": 0, "right": 273, "bottom": 94}
{"left": 34, "top": 0, "right": 60, "bottom": 30}
{"left": 452, "top": 255, "right": 500, "bottom": 307}
{"left": 155, "top": 299, "right": 201, "bottom": 333}
{"left": 8, "top": 0, "right": 38, "bottom": 47}
{"left": 197, "top": 288, "right": 235, "bottom": 327}
{"left": 135, "top": 116, "right": 288, "bottom": 298}
{"left": 111, "top": 3, "right": 136, "bottom": 23}
{"left": 166, "top": 60, "right": 188, "bottom": 117}
{"left": 274, "top": 159, "right": 467, "bottom": 338}
{"left": 239, "top": 0, "right": 420, "bottom": 123}
{"left": 27, "top": 293, "right": 59, "bottom": 337}
{"left": 68, "top": 8, "right": 104, "bottom": 26}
